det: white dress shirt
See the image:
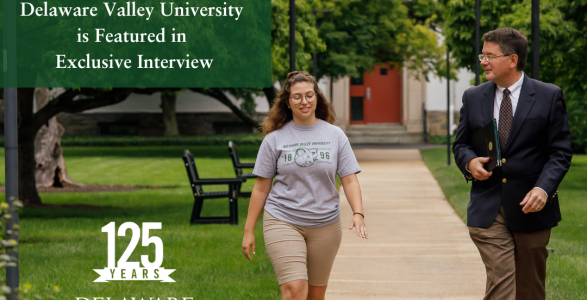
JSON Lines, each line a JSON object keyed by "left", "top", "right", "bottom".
{"left": 467, "top": 72, "right": 548, "bottom": 198}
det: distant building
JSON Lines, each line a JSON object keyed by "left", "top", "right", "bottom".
{"left": 1, "top": 66, "right": 473, "bottom": 142}
{"left": 53, "top": 89, "right": 270, "bottom": 136}
{"left": 327, "top": 64, "right": 474, "bottom": 144}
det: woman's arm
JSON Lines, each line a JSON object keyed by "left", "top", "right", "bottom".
{"left": 242, "top": 177, "right": 273, "bottom": 260}
{"left": 341, "top": 173, "right": 368, "bottom": 239}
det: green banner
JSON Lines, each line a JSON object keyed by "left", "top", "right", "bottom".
{"left": 1, "top": 0, "right": 271, "bottom": 87}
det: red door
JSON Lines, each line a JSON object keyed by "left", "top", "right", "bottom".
{"left": 349, "top": 65, "right": 402, "bottom": 124}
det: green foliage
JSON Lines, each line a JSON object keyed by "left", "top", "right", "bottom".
{"left": 315, "top": 0, "right": 445, "bottom": 81}
{"left": 421, "top": 148, "right": 587, "bottom": 299}
{"left": 267, "top": 0, "right": 447, "bottom": 82}
{"left": 0, "top": 199, "right": 21, "bottom": 299}
{"left": 567, "top": 94, "right": 587, "bottom": 153}
{"left": 270, "top": 0, "right": 326, "bottom": 82}
{"left": 0, "top": 198, "right": 60, "bottom": 299}
{"left": 441, "top": 0, "right": 587, "bottom": 152}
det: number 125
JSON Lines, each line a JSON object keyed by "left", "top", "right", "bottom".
{"left": 101, "top": 222, "right": 164, "bottom": 269}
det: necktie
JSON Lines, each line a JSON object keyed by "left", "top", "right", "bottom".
{"left": 499, "top": 88, "right": 513, "bottom": 149}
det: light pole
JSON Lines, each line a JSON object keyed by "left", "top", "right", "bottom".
{"left": 446, "top": 47, "right": 451, "bottom": 166}
{"left": 289, "top": 0, "right": 296, "bottom": 72}
{"left": 3, "top": 0, "right": 20, "bottom": 298}
{"left": 532, "top": 0, "right": 539, "bottom": 79}
{"left": 475, "top": 0, "right": 480, "bottom": 86}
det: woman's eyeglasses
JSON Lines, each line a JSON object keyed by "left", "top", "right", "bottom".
{"left": 290, "top": 92, "right": 316, "bottom": 104}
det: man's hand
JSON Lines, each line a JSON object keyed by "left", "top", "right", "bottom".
{"left": 467, "top": 157, "right": 493, "bottom": 181}
{"left": 520, "top": 188, "right": 548, "bottom": 214}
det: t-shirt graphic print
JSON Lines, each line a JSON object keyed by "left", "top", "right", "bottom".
{"left": 282, "top": 144, "right": 331, "bottom": 167}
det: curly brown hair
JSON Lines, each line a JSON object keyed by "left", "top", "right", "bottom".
{"left": 261, "top": 71, "right": 335, "bottom": 135}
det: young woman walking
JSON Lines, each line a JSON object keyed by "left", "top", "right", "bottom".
{"left": 242, "top": 71, "right": 368, "bottom": 300}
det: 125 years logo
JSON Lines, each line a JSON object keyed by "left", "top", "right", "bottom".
{"left": 94, "top": 222, "right": 175, "bottom": 282}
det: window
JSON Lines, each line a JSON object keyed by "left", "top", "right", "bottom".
{"left": 351, "top": 97, "right": 364, "bottom": 121}
{"left": 380, "top": 68, "right": 388, "bottom": 75}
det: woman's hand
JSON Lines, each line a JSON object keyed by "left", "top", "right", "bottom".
{"left": 242, "top": 177, "right": 272, "bottom": 261}
{"left": 349, "top": 214, "right": 368, "bottom": 239}
{"left": 341, "top": 174, "right": 367, "bottom": 239}
{"left": 242, "top": 231, "right": 256, "bottom": 261}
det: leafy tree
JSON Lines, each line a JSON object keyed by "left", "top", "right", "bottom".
{"left": 261, "top": 0, "right": 446, "bottom": 105}
{"left": 262, "top": 0, "right": 326, "bottom": 105}
{"left": 441, "top": 0, "right": 587, "bottom": 152}
{"left": 315, "top": 0, "right": 445, "bottom": 81}
{"left": 16, "top": 88, "right": 135, "bottom": 206}
{"left": 12, "top": 86, "right": 260, "bottom": 207}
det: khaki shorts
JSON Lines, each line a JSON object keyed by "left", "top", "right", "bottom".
{"left": 263, "top": 210, "right": 342, "bottom": 286}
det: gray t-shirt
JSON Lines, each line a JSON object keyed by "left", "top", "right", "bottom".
{"left": 253, "top": 120, "right": 361, "bottom": 227}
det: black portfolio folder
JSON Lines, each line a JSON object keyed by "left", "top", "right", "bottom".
{"left": 471, "top": 119, "right": 502, "bottom": 172}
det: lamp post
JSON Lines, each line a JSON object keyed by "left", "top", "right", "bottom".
{"left": 289, "top": 0, "right": 296, "bottom": 72}
{"left": 3, "top": 0, "right": 20, "bottom": 298}
{"left": 446, "top": 47, "right": 451, "bottom": 166}
{"left": 475, "top": 0, "right": 480, "bottom": 86}
{"left": 532, "top": 0, "right": 539, "bottom": 80}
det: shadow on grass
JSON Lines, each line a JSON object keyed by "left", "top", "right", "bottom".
{"left": 21, "top": 189, "right": 241, "bottom": 225}
{"left": 62, "top": 145, "right": 260, "bottom": 158}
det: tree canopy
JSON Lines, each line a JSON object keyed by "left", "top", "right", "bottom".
{"left": 441, "top": 0, "right": 587, "bottom": 152}
{"left": 315, "top": 0, "right": 445, "bottom": 81}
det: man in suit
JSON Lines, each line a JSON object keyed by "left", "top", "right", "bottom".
{"left": 453, "top": 28, "right": 573, "bottom": 300}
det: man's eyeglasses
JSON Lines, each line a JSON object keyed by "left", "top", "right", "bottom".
{"left": 290, "top": 92, "right": 316, "bottom": 104}
{"left": 478, "top": 54, "right": 514, "bottom": 62}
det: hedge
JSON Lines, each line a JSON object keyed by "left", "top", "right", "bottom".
{"left": 0, "top": 133, "right": 264, "bottom": 147}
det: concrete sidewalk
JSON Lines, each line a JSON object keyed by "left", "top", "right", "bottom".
{"left": 326, "top": 149, "right": 486, "bottom": 299}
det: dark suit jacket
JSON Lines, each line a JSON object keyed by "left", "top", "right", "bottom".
{"left": 453, "top": 75, "right": 573, "bottom": 232}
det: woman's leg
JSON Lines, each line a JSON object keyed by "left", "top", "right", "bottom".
{"left": 280, "top": 280, "right": 308, "bottom": 300}
{"left": 263, "top": 211, "right": 310, "bottom": 298}
{"left": 307, "top": 285, "right": 328, "bottom": 300}
{"left": 305, "top": 220, "right": 343, "bottom": 299}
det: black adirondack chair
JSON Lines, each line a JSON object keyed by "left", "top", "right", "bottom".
{"left": 183, "top": 149, "right": 244, "bottom": 225}
{"left": 228, "top": 141, "right": 257, "bottom": 197}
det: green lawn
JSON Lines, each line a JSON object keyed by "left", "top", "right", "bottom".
{"left": 421, "top": 148, "right": 587, "bottom": 300}
{"left": 1, "top": 146, "right": 281, "bottom": 299}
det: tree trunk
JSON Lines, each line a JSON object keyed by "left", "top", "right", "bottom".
{"left": 17, "top": 88, "right": 43, "bottom": 206}
{"left": 14, "top": 87, "right": 134, "bottom": 206}
{"left": 34, "top": 88, "right": 81, "bottom": 188}
{"left": 263, "top": 87, "right": 277, "bottom": 108}
{"left": 160, "top": 90, "right": 179, "bottom": 136}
